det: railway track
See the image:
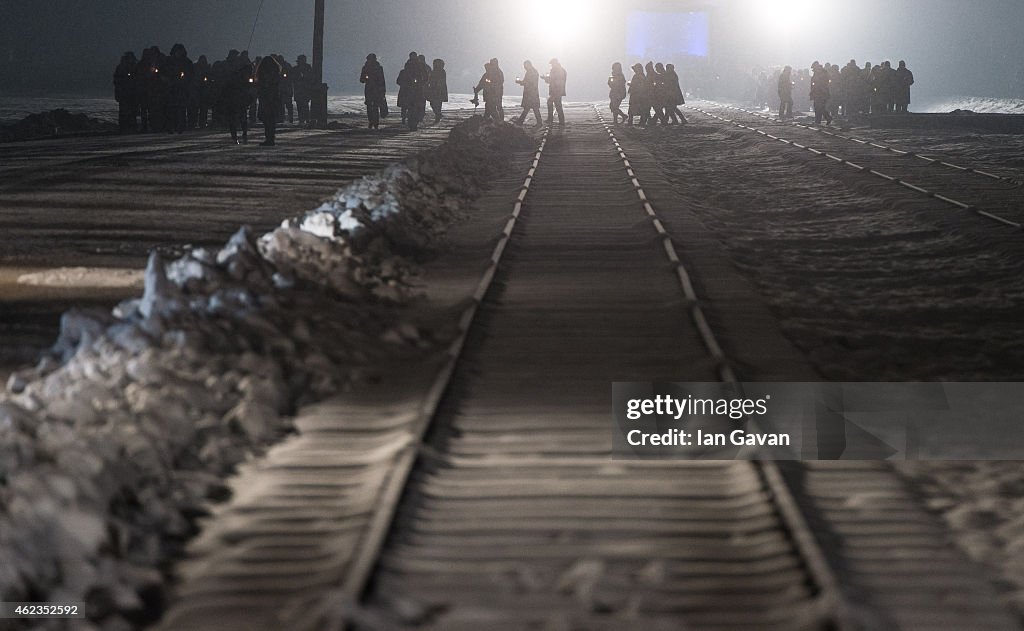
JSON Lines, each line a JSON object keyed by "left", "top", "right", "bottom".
{"left": 158, "top": 105, "right": 1020, "bottom": 631}
{"left": 687, "top": 101, "right": 1024, "bottom": 230}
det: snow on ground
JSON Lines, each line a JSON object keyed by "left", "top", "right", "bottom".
{"left": 918, "top": 96, "right": 1024, "bottom": 114}
{"left": 16, "top": 267, "right": 145, "bottom": 289}
{"left": 0, "top": 116, "right": 534, "bottom": 629}
{"left": 0, "top": 94, "right": 528, "bottom": 126}
{"left": 631, "top": 121, "right": 1024, "bottom": 382}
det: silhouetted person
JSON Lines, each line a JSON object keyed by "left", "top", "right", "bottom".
{"left": 880, "top": 60, "right": 897, "bottom": 113}
{"left": 543, "top": 58, "right": 566, "bottom": 125}
{"left": 664, "top": 63, "right": 687, "bottom": 124}
{"left": 778, "top": 66, "right": 794, "bottom": 119}
{"left": 810, "top": 62, "right": 832, "bottom": 125}
{"left": 360, "top": 53, "right": 387, "bottom": 130}
{"left": 651, "top": 62, "right": 667, "bottom": 123}
{"left": 489, "top": 58, "right": 506, "bottom": 119}
{"left": 137, "top": 46, "right": 165, "bottom": 132}
{"left": 426, "top": 58, "right": 448, "bottom": 123}
{"left": 827, "top": 63, "right": 841, "bottom": 119}
{"left": 161, "top": 44, "right": 193, "bottom": 134}
{"left": 608, "top": 62, "right": 627, "bottom": 123}
{"left": 417, "top": 54, "right": 432, "bottom": 124}
{"left": 859, "top": 62, "right": 873, "bottom": 115}
{"left": 246, "top": 52, "right": 260, "bottom": 123}
{"left": 114, "top": 51, "right": 138, "bottom": 133}
{"left": 276, "top": 55, "right": 294, "bottom": 124}
{"left": 404, "top": 53, "right": 429, "bottom": 130}
{"left": 627, "top": 63, "right": 648, "bottom": 126}
{"left": 474, "top": 61, "right": 502, "bottom": 122}
{"left": 516, "top": 60, "right": 542, "bottom": 126}
{"left": 216, "top": 50, "right": 252, "bottom": 143}
{"left": 192, "top": 55, "right": 211, "bottom": 128}
{"left": 397, "top": 51, "right": 416, "bottom": 126}
{"left": 839, "top": 59, "right": 858, "bottom": 117}
{"left": 869, "top": 64, "right": 884, "bottom": 114}
{"left": 293, "top": 55, "right": 314, "bottom": 126}
{"left": 255, "top": 55, "right": 282, "bottom": 146}
{"left": 894, "top": 60, "right": 914, "bottom": 113}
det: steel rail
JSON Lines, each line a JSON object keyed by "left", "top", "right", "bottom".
{"left": 337, "top": 129, "right": 551, "bottom": 608}
{"left": 712, "top": 101, "right": 1020, "bottom": 185}
{"left": 597, "top": 106, "right": 853, "bottom": 631}
{"left": 687, "top": 103, "right": 1023, "bottom": 230}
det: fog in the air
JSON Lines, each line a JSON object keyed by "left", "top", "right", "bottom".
{"left": 2, "top": 0, "right": 1022, "bottom": 102}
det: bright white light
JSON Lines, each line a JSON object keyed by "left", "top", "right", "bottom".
{"left": 526, "top": 0, "right": 592, "bottom": 50}
{"left": 749, "top": 0, "right": 815, "bottom": 34}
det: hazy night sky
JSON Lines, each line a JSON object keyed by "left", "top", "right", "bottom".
{"left": 1, "top": 0, "right": 1022, "bottom": 101}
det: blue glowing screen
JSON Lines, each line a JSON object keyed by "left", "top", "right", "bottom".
{"left": 626, "top": 11, "right": 710, "bottom": 58}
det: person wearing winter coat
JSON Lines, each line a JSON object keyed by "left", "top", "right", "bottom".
{"left": 113, "top": 52, "right": 138, "bottom": 133}
{"left": 778, "top": 66, "right": 794, "bottom": 119}
{"left": 664, "top": 63, "right": 687, "bottom": 124}
{"left": 516, "top": 60, "right": 542, "bottom": 126}
{"left": 894, "top": 60, "right": 914, "bottom": 113}
{"left": 474, "top": 61, "right": 503, "bottom": 122}
{"left": 161, "top": 43, "right": 194, "bottom": 134}
{"left": 255, "top": 55, "right": 282, "bottom": 146}
{"left": 608, "top": 62, "right": 627, "bottom": 124}
{"left": 292, "top": 55, "right": 314, "bottom": 126}
{"left": 215, "top": 50, "right": 253, "bottom": 143}
{"left": 627, "top": 63, "right": 648, "bottom": 126}
{"left": 543, "top": 58, "right": 567, "bottom": 125}
{"left": 360, "top": 53, "right": 387, "bottom": 129}
{"left": 810, "top": 62, "right": 833, "bottom": 125}
{"left": 426, "top": 58, "right": 448, "bottom": 123}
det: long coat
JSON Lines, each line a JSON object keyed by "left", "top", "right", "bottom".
{"left": 396, "top": 68, "right": 410, "bottom": 108}
{"left": 664, "top": 69, "right": 685, "bottom": 105}
{"left": 894, "top": 67, "right": 914, "bottom": 105}
{"left": 546, "top": 65, "right": 567, "bottom": 99}
{"left": 628, "top": 70, "right": 647, "bottom": 115}
{"left": 255, "top": 56, "right": 283, "bottom": 122}
{"left": 426, "top": 68, "right": 448, "bottom": 103}
{"left": 520, "top": 67, "right": 540, "bottom": 109}
{"left": 810, "top": 68, "right": 830, "bottom": 102}
{"left": 114, "top": 60, "right": 136, "bottom": 104}
{"left": 217, "top": 57, "right": 254, "bottom": 117}
{"left": 360, "top": 60, "right": 386, "bottom": 104}
{"left": 398, "top": 61, "right": 427, "bottom": 108}
{"left": 608, "top": 72, "right": 626, "bottom": 102}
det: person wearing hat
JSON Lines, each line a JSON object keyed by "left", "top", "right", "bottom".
{"left": 627, "top": 63, "right": 648, "bottom": 126}
{"left": 542, "top": 58, "right": 567, "bottom": 125}
{"left": 607, "top": 62, "right": 627, "bottom": 124}
{"left": 516, "top": 60, "right": 542, "bottom": 126}
{"left": 254, "top": 54, "right": 283, "bottom": 145}
{"left": 360, "top": 53, "right": 387, "bottom": 129}
{"left": 293, "top": 54, "right": 314, "bottom": 126}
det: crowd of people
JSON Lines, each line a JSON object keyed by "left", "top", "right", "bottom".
{"left": 359, "top": 51, "right": 449, "bottom": 131}
{"left": 113, "top": 44, "right": 319, "bottom": 145}
{"left": 615, "top": 61, "right": 687, "bottom": 126}
{"left": 360, "top": 55, "right": 568, "bottom": 130}
{"left": 116, "top": 45, "right": 922, "bottom": 145}
{"left": 465, "top": 58, "right": 567, "bottom": 127}
{"left": 771, "top": 59, "right": 915, "bottom": 124}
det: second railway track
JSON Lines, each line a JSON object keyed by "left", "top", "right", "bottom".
{"left": 688, "top": 101, "right": 1024, "bottom": 230}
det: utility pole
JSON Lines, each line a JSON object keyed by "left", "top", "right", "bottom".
{"left": 312, "top": 0, "right": 327, "bottom": 127}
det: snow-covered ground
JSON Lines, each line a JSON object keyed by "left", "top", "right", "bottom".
{"left": 0, "top": 94, "right": 529, "bottom": 126}
{"left": 917, "top": 96, "right": 1024, "bottom": 114}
